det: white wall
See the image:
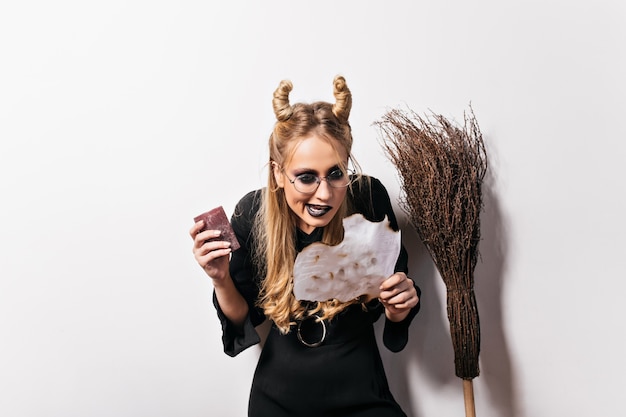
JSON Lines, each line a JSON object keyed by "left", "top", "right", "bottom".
{"left": 1, "top": 1, "right": 625, "bottom": 416}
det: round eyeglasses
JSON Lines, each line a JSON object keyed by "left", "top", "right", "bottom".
{"left": 283, "top": 168, "right": 355, "bottom": 194}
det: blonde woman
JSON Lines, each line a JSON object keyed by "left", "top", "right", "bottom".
{"left": 190, "top": 76, "right": 420, "bottom": 417}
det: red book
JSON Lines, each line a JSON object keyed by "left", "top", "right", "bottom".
{"left": 193, "top": 206, "right": 241, "bottom": 251}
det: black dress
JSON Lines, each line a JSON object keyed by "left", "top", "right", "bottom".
{"left": 213, "top": 176, "right": 421, "bottom": 417}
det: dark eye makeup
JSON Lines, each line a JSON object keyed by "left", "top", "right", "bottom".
{"left": 296, "top": 173, "right": 319, "bottom": 184}
{"left": 327, "top": 169, "right": 344, "bottom": 180}
{"left": 293, "top": 165, "right": 343, "bottom": 177}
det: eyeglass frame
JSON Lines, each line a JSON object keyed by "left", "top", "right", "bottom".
{"left": 281, "top": 167, "right": 356, "bottom": 195}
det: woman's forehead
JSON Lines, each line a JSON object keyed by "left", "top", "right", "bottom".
{"left": 285, "top": 135, "right": 348, "bottom": 170}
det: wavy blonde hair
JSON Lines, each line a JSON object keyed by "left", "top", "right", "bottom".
{"left": 254, "top": 75, "right": 362, "bottom": 333}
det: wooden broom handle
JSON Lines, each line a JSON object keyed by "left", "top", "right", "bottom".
{"left": 463, "top": 379, "right": 476, "bottom": 417}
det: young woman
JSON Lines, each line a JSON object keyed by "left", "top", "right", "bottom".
{"left": 190, "top": 76, "right": 421, "bottom": 417}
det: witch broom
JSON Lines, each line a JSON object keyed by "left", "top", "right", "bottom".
{"left": 375, "top": 107, "right": 487, "bottom": 417}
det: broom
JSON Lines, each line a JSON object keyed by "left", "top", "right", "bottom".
{"left": 375, "top": 106, "right": 487, "bottom": 417}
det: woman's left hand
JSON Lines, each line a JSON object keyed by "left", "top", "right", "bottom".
{"left": 379, "top": 272, "right": 419, "bottom": 322}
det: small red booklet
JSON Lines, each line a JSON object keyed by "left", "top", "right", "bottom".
{"left": 194, "top": 206, "right": 241, "bottom": 251}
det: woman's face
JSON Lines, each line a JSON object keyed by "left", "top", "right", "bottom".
{"left": 274, "top": 134, "right": 349, "bottom": 234}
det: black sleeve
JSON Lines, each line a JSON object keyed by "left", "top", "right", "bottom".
{"left": 212, "top": 190, "right": 265, "bottom": 357}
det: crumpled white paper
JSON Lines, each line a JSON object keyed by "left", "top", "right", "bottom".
{"left": 293, "top": 213, "right": 401, "bottom": 302}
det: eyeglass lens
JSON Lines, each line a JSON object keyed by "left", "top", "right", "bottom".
{"left": 293, "top": 170, "right": 353, "bottom": 193}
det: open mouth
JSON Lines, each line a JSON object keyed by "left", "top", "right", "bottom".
{"left": 306, "top": 204, "right": 332, "bottom": 218}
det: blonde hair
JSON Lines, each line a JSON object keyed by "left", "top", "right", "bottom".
{"left": 255, "top": 76, "right": 361, "bottom": 333}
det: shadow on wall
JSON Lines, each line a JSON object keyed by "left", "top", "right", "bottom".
{"left": 474, "top": 174, "right": 517, "bottom": 417}
{"left": 383, "top": 174, "right": 517, "bottom": 417}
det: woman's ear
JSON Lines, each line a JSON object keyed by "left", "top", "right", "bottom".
{"left": 272, "top": 162, "right": 285, "bottom": 188}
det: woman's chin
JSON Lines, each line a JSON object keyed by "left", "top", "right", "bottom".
{"left": 298, "top": 215, "right": 333, "bottom": 233}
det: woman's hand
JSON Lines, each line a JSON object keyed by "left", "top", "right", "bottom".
{"left": 190, "top": 220, "right": 249, "bottom": 326}
{"left": 379, "top": 272, "right": 419, "bottom": 322}
{"left": 190, "top": 220, "right": 232, "bottom": 281}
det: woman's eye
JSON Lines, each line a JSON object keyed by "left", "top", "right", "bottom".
{"left": 297, "top": 174, "right": 318, "bottom": 184}
{"left": 328, "top": 170, "right": 344, "bottom": 180}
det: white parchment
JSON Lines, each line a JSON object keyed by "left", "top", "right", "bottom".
{"left": 293, "top": 214, "right": 401, "bottom": 302}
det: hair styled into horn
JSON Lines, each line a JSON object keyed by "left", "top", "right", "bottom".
{"left": 271, "top": 76, "right": 352, "bottom": 123}
{"left": 272, "top": 80, "right": 293, "bottom": 122}
{"left": 331, "top": 75, "right": 352, "bottom": 122}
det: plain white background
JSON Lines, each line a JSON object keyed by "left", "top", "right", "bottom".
{"left": 1, "top": 1, "right": 625, "bottom": 416}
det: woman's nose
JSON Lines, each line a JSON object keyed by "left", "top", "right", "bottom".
{"left": 314, "top": 178, "right": 332, "bottom": 199}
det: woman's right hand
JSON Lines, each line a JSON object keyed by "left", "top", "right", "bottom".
{"left": 190, "top": 220, "right": 232, "bottom": 281}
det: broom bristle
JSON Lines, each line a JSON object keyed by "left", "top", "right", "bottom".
{"left": 375, "top": 106, "right": 487, "bottom": 379}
